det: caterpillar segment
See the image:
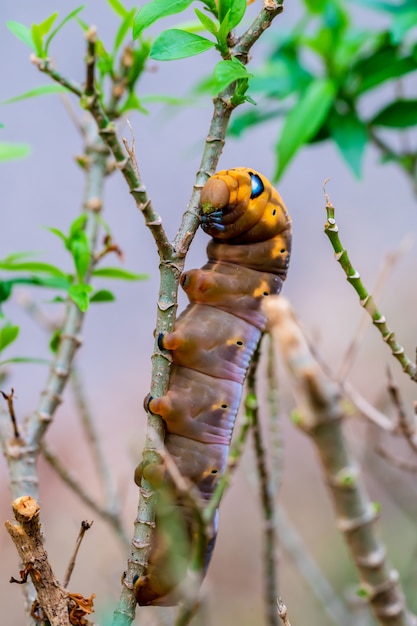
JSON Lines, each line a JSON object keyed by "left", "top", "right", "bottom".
{"left": 134, "top": 168, "right": 292, "bottom": 606}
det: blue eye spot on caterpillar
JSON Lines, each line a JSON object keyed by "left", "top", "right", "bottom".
{"left": 134, "top": 167, "right": 292, "bottom": 606}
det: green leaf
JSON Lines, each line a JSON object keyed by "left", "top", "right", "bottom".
{"left": 70, "top": 232, "right": 91, "bottom": 282}
{"left": 46, "top": 226, "right": 68, "bottom": 246}
{"left": 329, "top": 110, "right": 368, "bottom": 178}
{"left": 0, "top": 260, "right": 67, "bottom": 277}
{"left": 126, "top": 41, "right": 151, "bottom": 89}
{"left": 228, "top": 107, "right": 284, "bottom": 137}
{"left": 4, "top": 84, "right": 69, "bottom": 104}
{"left": 133, "top": 0, "right": 194, "bottom": 38}
{"left": 37, "top": 12, "right": 58, "bottom": 37}
{"left": 0, "top": 356, "right": 50, "bottom": 367}
{"left": 7, "top": 21, "right": 35, "bottom": 51}
{"left": 90, "top": 289, "right": 116, "bottom": 303}
{"left": 31, "top": 24, "right": 44, "bottom": 56}
{"left": 69, "top": 284, "right": 93, "bottom": 312}
{"left": 0, "top": 324, "right": 19, "bottom": 352}
{"left": 212, "top": 57, "right": 252, "bottom": 93}
{"left": 120, "top": 92, "right": 149, "bottom": 115}
{"left": 371, "top": 100, "right": 417, "bottom": 128}
{"left": 49, "top": 329, "right": 61, "bottom": 353}
{"left": 45, "top": 6, "right": 85, "bottom": 55}
{"left": 150, "top": 29, "right": 215, "bottom": 60}
{"left": 0, "top": 281, "right": 13, "bottom": 304}
{"left": 69, "top": 214, "right": 88, "bottom": 240}
{"left": 303, "top": 0, "right": 328, "bottom": 13}
{"left": 92, "top": 267, "right": 148, "bottom": 280}
{"left": 199, "top": 0, "right": 218, "bottom": 16}
{"left": 107, "top": 0, "right": 129, "bottom": 18}
{"left": 114, "top": 9, "right": 136, "bottom": 53}
{"left": 275, "top": 79, "right": 336, "bottom": 181}
{"left": 391, "top": 9, "right": 417, "bottom": 43}
{"left": 0, "top": 142, "right": 31, "bottom": 161}
{"left": 218, "top": 0, "right": 246, "bottom": 30}
{"left": 352, "top": 43, "right": 417, "bottom": 94}
{"left": 194, "top": 8, "right": 218, "bottom": 37}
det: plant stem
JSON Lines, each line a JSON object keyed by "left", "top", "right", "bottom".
{"left": 265, "top": 296, "right": 415, "bottom": 626}
{"left": 323, "top": 190, "right": 416, "bottom": 381}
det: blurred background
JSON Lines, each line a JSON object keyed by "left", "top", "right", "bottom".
{"left": 1, "top": 1, "right": 417, "bottom": 625}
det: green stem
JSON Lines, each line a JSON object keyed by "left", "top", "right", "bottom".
{"left": 324, "top": 194, "right": 416, "bottom": 380}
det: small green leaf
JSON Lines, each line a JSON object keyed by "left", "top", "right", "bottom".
{"left": 49, "top": 329, "right": 61, "bottom": 353}
{"left": 114, "top": 9, "right": 136, "bottom": 53}
{"left": 31, "top": 24, "right": 44, "bottom": 56}
{"left": 92, "top": 267, "right": 148, "bottom": 280}
{"left": 69, "top": 284, "right": 93, "bottom": 312}
{"left": 69, "top": 214, "right": 88, "bottom": 240}
{"left": 46, "top": 226, "right": 68, "bottom": 246}
{"left": 371, "top": 100, "right": 417, "bottom": 128}
{"left": 0, "top": 324, "right": 19, "bottom": 352}
{"left": 37, "top": 12, "right": 58, "bottom": 37}
{"left": 107, "top": 0, "right": 129, "bottom": 18}
{"left": 0, "top": 281, "right": 13, "bottom": 304}
{"left": 391, "top": 9, "right": 417, "bottom": 43}
{"left": 218, "top": 0, "right": 246, "bottom": 30}
{"left": 70, "top": 232, "right": 91, "bottom": 282}
{"left": 0, "top": 260, "right": 67, "bottom": 277}
{"left": 120, "top": 92, "right": 149, "bottom": 115}
{"left": 194, "top": 8, "right": 218, "bottom": 37}
{"left": 303, "top": 0, "right": 328, "bottom": 13}
{"left": 329, "top": 110, "right": 368, "bottom": 178}
{"left": 133, "top": 0, "right": 194, "bottom": 38}
{"left": 44, "top": 6, "right": 85, "bottom": 55}
{"left": 212, "top": 57, "right": 252, "bottom": 93}
{"left": 0, "top": 356, "right": 50, "bottom": 367}
{"left": 0, "top": 142, "right": 31, "bottom": 161}
{"left": 150, "top": 29, "right": 215, "bottom": 60}
{"left": 275, "top": 78, "right": 336, "bottom": 180}
{"left": 7, "top": 21, "right": 35, "bottom": 51}
{"left": 4, "top": 84, "right": 69, "bottom": 104}
{"left": 356, "top": 586, "right": 370, "bottom": 598}
{"left": 90, "top": 289, "right": 116, "bottom": 303}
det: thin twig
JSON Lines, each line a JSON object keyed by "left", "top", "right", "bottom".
{"left": 63, "top": 520, "right": 94, "bottom": 588}
{"left": 266, "top": 335, "right": 284, "bottom": 496}
{"left": 375, "top": 444, "right": 417, "bottom": 473}
{"left": 0, "top": 388, "right": 20, "bottom": 439}
{"left": 386, "top": 366, "right": 417, "bottom": 453}
{"left": 277, "top": 599, "right": 292, "bottom": 626}
{"left": 251, "top": 340, "right": 279, "bottom": 626}
{"left": 85, "top": 27, "right": 97, "bottom": 97}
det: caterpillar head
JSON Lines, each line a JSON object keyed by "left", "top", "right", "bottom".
{"left": 200, "top": 167, "right": 290, "bottom": 243}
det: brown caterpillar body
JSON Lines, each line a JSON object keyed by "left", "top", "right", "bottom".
{"left": 134, "top": 168, "right": 292, "bottom": 606}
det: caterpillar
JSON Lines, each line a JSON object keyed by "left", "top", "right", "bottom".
{"left": 134, "top": 167, "right": 292, "bottom": 606}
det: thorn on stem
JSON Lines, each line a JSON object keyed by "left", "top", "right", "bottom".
{"left": 1, "top": 388, "right": 20, "bottom": 439}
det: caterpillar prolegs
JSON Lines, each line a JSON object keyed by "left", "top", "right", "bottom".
{"left": 134, "top": 168, "right": 292, "bottom": 606}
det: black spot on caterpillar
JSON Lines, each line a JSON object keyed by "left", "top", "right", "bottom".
{"left": 134, "top": 167, "right": 292, "bottom": 606}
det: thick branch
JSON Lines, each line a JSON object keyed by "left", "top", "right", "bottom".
{"left": 5, "top": 496, "right": 70, "bottom": 626}
{"left": 264, "top": 296, "right": 415, "bottom": 626}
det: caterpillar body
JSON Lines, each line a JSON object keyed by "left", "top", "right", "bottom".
{"left": 134, "top": 167, "right": 292, "bottom": 606}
